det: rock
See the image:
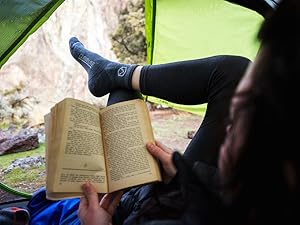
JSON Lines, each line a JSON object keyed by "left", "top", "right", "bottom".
{"left": 2, "top": 156, "right": 45, "bottom": 174}
{"left": 187, "top": 130, "right": 196, "bottom": 139}
{"left": 0, "top": 130, "right": 39, "bottom": 155}
{"left": 0, "top": 131, "right": 8, "bottom": 144}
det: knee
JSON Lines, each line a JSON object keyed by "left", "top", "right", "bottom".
{"left": 219, "top": 55, "right": 251, "bottom": 84}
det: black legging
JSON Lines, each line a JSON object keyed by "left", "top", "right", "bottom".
{"left": 108, "top": 55, "right": 250, "bottom": 167}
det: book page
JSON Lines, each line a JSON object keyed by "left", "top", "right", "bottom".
{"left": 100, "top": 99, "right": 162, "bottom": 192}
{"left": 48, "top": 98, "right": 108, "bottom": 199}
{"left": 44, "top": 113, "right": 57, "bottom": 199}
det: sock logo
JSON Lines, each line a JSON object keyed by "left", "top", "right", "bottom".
{"left": 78, "top": 53, "right": 95, "bottom": 69}
{"left": 117, "top": 66, "right": 127, "bottom": 77}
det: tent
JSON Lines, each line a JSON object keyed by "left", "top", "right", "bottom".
{"left": 145, "top": 0, "right": 263, "bottom": 115}
{"left": 0, "top": 0, "right": 263, "bottom": 207}
{"left": 0, "top": 0, "right": 65, "bottom": 69}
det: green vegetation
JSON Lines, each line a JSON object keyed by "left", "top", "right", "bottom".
{"left": 0, "top": 144, "right": 45, "bottom": 169}
{"left": 111, "top": 0, "right": 146, "bottom": 64}
{"left": 4, "top": 165, "right": 45, "bottom": 186}
{"left": 0, "top": 145, "right": 46, "bottom": 193}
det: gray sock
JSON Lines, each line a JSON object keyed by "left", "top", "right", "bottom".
{"left": 69, "top": 37, "right": 137, "bottom": 97}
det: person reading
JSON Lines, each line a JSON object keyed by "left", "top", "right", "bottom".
{"left": 27, "top": 1, "right": 300, "bottom": 225}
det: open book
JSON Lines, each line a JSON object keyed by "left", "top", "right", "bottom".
{"left": 44, "top": 98, "right": 162, "bottom": 200}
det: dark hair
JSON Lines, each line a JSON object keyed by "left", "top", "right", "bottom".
{"left": 228, "top": 0, "right": 300, "bottom": 224}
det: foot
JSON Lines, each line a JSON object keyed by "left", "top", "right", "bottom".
{"left": 69, "top": 37, "right": 137, "bottom": 97}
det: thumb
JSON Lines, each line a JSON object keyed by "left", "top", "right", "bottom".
{"left": 81, "top": 182, "right": 99, "bottom": 209}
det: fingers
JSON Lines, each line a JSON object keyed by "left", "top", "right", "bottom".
{"left": 107, "top": 191, "right": 123, "bottom": 215}
{"left": 146, "top": 141, "right": 177, "bottom": 182}
{"left": 146, "top": 141, "right": 173, "bottom": 168}
{"left": 155, "top": 140, "right": 172, "bottom": 153}
{"left": 146, "top": 142, "right": 170, "bottom": 162}
{"left": 100, "top": 191, "right": 123, "bottom": 215}
{"left": 81, "top": 182, "right": 101, "bottom": 211}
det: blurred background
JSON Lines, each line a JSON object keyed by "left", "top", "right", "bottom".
{"left": 0, "top": 0, "right": 146, "bottom": 128}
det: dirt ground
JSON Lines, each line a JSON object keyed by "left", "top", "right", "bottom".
{"left": 149, "top": 108, "right": 203, "bottom": 154}
{"left": 0, "top": 108, "right": 203, "bottom": 203}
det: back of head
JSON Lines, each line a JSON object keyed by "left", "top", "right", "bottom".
{"left": 229, "top": 0, "right": 300, "bottom": 224}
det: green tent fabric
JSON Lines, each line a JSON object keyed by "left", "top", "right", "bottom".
{"left": 145, "top": 0, "right": 264, "bottom": 116}
{"left": 0, "top": 0, "right": 65, "bottom": 69}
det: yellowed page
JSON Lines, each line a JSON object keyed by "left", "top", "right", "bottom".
{"left": 100, "top": 99, "right": 162, "bottom": 193}
{"left": 44, "top": 113, "right": 56, "bottom": 199}
{"left": 46, "top": 98, "right": 108, "bottom": 200}
{"left": 45, "top": 106, "right": 70, "bottom": 199}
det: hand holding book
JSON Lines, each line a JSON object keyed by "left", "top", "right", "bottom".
{"left": 44, "top": 98, "right": 162, "bottom": 200}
